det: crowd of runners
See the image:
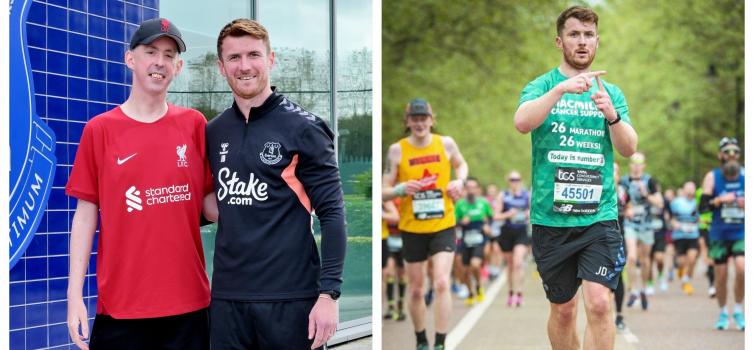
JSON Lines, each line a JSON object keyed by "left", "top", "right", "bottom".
{"left": 382, "top": 135, "right": 745, "bottom": 350}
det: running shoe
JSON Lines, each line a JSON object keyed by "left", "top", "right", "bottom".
{"left": 464, "top": 297, "right": 475, "bottom": 307}
{"left": 515, "top": 294, "right": 523, "bottom": 307}
{"left": 627, "top": 293, "right": 638, "bottom": 308}
{"left": 476, "top": 288, "right": 485, "bottom": 303}
{"left": 434, "top": 345, "right": 445, "bottom": 350}
{"left": 457, "top": 285, "right": 469, "bottom": 299}
{"left": 615, "top": 315, "right": 625, "bottom": 331}
{"left": 733, "top": 311, "right": 745, "bottom": 331}
{"left": 417, "top": 342, "right": 430, "bottom": 350}
{"left": 682, "top": 282, "right": 694, "bottom": 295}
{"left": 424, "top": 289, "right": 434, "bottom": 306}
{"left": 645, "top": 285, "right": 655, "bottom": 296}
{"left": 384, "top": 309, "right": 393, "bottom": 320}
{"left": 708, "top": 286, "right": 716, "bottom": 298}
{"left": 394, "top": 311, "right": 407, "bottom": 322}
{"left": 640, "top": 291, "right": 648, "bottom": 310}
{"left": 451, "top": 283, "right": 460, "bottom": 296}
{"left": 659, "top": 279, "right": 668, "bottom": 292}
{"left": 507, "top": 293, "right": 514, "bottom": 307}
{"left": 716, "top": 312, "right": 729, "bottom": 330}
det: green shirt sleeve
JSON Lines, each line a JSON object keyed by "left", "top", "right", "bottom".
{"left": 605, "top": 84, "right": 631, "bottom": 125}
{"left": 518, "top": 79, "right": 546, "bottom": 107}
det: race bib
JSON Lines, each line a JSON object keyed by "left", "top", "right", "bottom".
{"left": 553, "top": 167, "right": 602, "bottom": 215}
{"left": 512, "top": 211, "right": 528, "bottom": 224}
{"left": 412, "top": 189, "right": 445, "bottom": 220}
{"left": 721, "top": 203, "right": 744, "bottom": 224}
{"left": 679, "top": 222, "right": 697, "bottom": 233}
{"left": 387, "top": 235, "right": 403, "bottom": 252}
{"left": 650, "top": 218, "right": 664, "bottom": 230}
{"left": 490, "top": 220, "right": 503, "bottom": 237}
{"left": 463, "top": 229, "right": 485, "bottom": 246}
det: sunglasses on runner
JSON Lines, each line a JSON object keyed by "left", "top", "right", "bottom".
{"left": 508, "top": 178, "right": 521, "bottom": 182}
{"left": 723, "top": 149, "right": 740, "bottom": 156}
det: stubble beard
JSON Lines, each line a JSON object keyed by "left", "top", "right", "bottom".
{"left": 564, "top": 50, "right": 596, "bottom": 71}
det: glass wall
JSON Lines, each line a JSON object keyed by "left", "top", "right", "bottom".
{"left": 162, "top": 0, "right": 373, "bottom": 327}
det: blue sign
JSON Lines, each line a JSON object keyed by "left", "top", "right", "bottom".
{"left": 10, "top": 0, "right": 57, "bottom": 269}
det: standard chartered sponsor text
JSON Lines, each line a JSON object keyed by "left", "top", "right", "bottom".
{"left": 216, "top": 167, "right": 269, "bottom": 206}
{"left": 145, "top": 184, "right": 191, "bottom": 206}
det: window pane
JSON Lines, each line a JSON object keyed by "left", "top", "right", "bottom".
{"left": 162, "top": 0, "right": 250, "bottom": 118}
{"left": 260, "top": 0, "right": 331, "bottom": 124}
{"left": 336, "top": 0, "right": 372, "bottom": 322}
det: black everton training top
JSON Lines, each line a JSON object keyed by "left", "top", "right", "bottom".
{"left": 206, "top": 90, "right": 346, "bottom": 301}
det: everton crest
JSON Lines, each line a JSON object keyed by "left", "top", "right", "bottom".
{"left": 260, "top": 142, "right": 283, "bottom": 165}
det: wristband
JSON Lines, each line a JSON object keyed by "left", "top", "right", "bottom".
{"left": 608, "top": 112, "right": 621, "bottom": 126}
{"left": 394, "top": 183, "right": 407, "bottom": 196}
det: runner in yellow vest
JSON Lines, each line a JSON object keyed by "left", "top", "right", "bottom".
{"left": 383, "top": 98, "right": 468, "bottom": 350}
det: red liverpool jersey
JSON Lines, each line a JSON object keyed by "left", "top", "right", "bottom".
{"left": 66, "top": 104, "right": 213, "bottom": 319}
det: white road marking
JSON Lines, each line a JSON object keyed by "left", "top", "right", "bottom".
{"left": 445, "top": 271, "right": 507, "bottom": 350}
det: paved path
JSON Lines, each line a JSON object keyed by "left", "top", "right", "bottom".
{"left": 383, "top": 259, "right": 744, "bottom": 349}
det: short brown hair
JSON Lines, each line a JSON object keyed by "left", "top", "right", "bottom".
{"left": 217, "top": 18, "right": 271, "bottom": 60}
{"left": 556, "top": 6, "right": 598, "bottom": 36}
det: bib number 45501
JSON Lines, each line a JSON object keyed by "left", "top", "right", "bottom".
{"left": 560, "top": 187, "right": 596, "bottom": 200}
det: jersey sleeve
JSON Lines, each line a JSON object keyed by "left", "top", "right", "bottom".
{"left": 295, "top": 119, "right": 346, "bottom": 294}
{"left": 607, "top": 84, "right": 631, "bottom": 125}
{"left": 518, "top": 77, "right": 547, "bottom": 107}
{"left": 65, "top": 121, "right": 100, "bottom": 204}
{"left": 484, "top": 200, "right": 494, "bottom": 220}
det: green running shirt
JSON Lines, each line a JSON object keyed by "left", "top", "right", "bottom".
{"left": 455, "top": 197, "right": 494, "bottom": 223}
{"left": 518, "top": 68, "right": 631, "bottom": 227}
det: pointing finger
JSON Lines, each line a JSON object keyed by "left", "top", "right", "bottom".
{"left": 584, "top": 70, "right": 607, "bottom": 78}
{"left": 596, "top": 76, "right": 606, "bottom": 92}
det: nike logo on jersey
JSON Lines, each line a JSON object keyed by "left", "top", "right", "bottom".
{"left": 117, "top": 153, "right": 137, "bottom": 165}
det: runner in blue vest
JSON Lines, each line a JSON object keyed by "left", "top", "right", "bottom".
{"left": 700, "top": 137, "right": 745, "bottom": 331}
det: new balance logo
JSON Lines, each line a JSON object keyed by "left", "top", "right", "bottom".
{"left": 126, "top": 186, "right": 143, "bottom": 212}
{"left": 117, "top": 153, "right": 137, "bottom": 165}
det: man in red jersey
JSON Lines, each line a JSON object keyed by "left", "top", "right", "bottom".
{"left": 65, "top": 18, "right": 214, "bottom": 350}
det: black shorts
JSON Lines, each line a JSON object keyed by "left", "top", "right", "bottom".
{"left": 651, "top": 231, "right": 666, "bottom": 253}
{"left": 709, "top": 239, "right": 745, "bottom": 265}
{"left": 462, "top": 245, "right": 484, "bottom": 265}
{"left": 210, "top": 298, "right": 322, "bottom": 350}
{"left": 532, "top": 220, "right": 625, "bottom": 304}
{"left": 401, "top": 227, "right": 456, "bottom": 263}
{"left": 89, "top": 308, "right": 209, "bottom": 350}
{"left": 673, "top": 238, "right": 700, "bottom": 256}
{"left": 498, "top": 226, "right": 528, "bottom": 252}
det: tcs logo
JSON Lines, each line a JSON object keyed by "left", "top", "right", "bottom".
{"left": 557, "top": 169, "right": 576, "bottom": 182}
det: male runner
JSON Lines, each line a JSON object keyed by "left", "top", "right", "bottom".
{"left": 66, "top": 18, "right": 213, "bottom": 350}
{"left": 514, "top": 6, "right": 637, "bottom": 350}
{"left": 700, "top": 137, "right": 745, "bottom": 331}
{"left": 383, "top": 98, "right": 468, "bottom": 350}
{"left": 495, "top": 171, "right": 531, "bottom": 307}
{"left": 206, "top": 19, "right": 346, "bottom": 349}
{"left": 455, "top": 177, "right": 493, "bottom": 306}
{"left": 621, "top": 152, "right": 663, "bottom": 310}
{"left": 670, "top": 181, "right": 701, "bottom": 295}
